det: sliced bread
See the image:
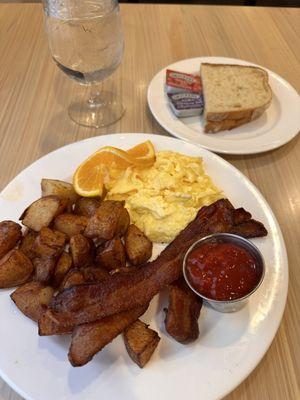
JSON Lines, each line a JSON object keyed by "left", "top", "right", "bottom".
{"left": 201, "top": 63, "right": 272, "bottom": 133}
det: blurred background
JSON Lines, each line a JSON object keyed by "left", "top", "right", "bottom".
{"left": 121, "top": 0, "right": 299, "bottom": 5}
{"left": 2, "top": 0, "right": 300, "bottom": 6}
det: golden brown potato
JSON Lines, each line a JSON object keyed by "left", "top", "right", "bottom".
{"left": 74, "top": 197, "right": 101, "bottom": 217}
{"left": 164, "top": 278, "right": 203, "bottom": 343}
{"left": 92, "top": 237, "right": 106, "bottom": 248}
{"left": 41, "top": 179, "right": 79, "bottom": 206}
{"left": 52, "top": 251, "right": 73, "bottom": 288}
{"left": 0, "top": 221, "right": 22, "bottom": 259}
{"left": 70, "top": 234, "right": 94, "bottom": 268}
{"left": 34, "top": 257, "right": 56, "bottom": 284}
{"left": 95, "top": 237, "right": 126, "bottom": 271}
{"left": 33, "top": 227, "right": 67, "bottom": 258}
{"left": 0, "top": 250, "right": 33, "bottom": 288}
{"left": 20, "top": 195, "right": 68, "bottom": 232}
{"left": 118, "top": 208, "right": 130, "bottom": 236}
{"left": 123, "top": 320, "right": 160, "bottom": 368}
{"left": 54, "top": 214, "right": 89, "bottom": 237}
{"left": 84, "top": 200, "right": 126, "bottom": 240}
{"left": 10, "top": 281, "right": 54, "bottom": 322}
{"left": 19, "top": 230, "right": 38, "bottom": 260}
{"left": 125, "top": 224, "right": 153, "bottom": 266}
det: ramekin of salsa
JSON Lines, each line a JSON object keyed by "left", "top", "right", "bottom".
{"left": 183, "top": 233, "right": 265, "bottom": 313}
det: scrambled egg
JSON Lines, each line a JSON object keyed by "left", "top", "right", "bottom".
{"left": 106, "top": 151, "right": 222, "bottom": 243}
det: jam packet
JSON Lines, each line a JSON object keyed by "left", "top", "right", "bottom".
{"left": 166, "top": 69, "right": 202, "bottom": 94}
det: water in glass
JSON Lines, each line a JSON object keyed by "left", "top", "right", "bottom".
{"left": 44, "top": 0, "right": 124, "bottom": 85}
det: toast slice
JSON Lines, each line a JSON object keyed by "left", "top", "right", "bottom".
{"left": 123, "top": 320, "right": 160, "bottom": 368}
{"left": 201, "top": 63, "right": 272, "bottom": 133}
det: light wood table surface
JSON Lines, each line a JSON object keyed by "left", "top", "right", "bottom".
{"left": 0, "top": 3, "right": 299, "bottom": 400}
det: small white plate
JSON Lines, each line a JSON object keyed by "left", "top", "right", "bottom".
{"left": 147, "top": 57, "right": 300, "bottom": 154}
{"left": 0, "top": 134, "right": 288, "bottom": 400}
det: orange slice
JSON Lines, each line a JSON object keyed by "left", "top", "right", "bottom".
{"left": 73, "top": 142, "right": 156, "bottom": 197}
{"left": 127, "top": 140, "right": 155, "bottom": 164}
{"left": 97, "top": 146, "right": 137, "bottom": 167}
{"left": 73, "top": 147, "right": 134, "bottom": 197}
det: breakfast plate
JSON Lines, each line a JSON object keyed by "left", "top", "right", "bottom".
{"left": 0, "top": 133, "right": 288, "bottom": 400}
{"left": 147, "top": 56, "right": 300, "bottom": 154}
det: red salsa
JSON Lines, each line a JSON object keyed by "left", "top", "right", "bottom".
{"left": 185, "top": 241, "right": 262, "bottom": 301}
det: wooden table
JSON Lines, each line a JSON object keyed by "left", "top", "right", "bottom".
{"left": 0, "top": 3, "right": 299, "bottom": 400}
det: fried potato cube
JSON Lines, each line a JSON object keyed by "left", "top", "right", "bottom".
{"left": 20, "top": 195, "right": 68, "bottom": 232}
{"left": 125, "top": 224, "right": 153, "bottom": 265}
{"left": 123, "top": 320, "right": 160, "bottom": 368}
{"left": 33, "top": 227, "right": 67, "bottom": 258}
{"left": 19, "top": 230, "right": 38, "bottom": 260}
{"left": 10, "top": 281, "right": 54, "bottom": 322}
{"left": 92, "top": 237, "right": 106, "bottom": 248}
{"left": 34, "top": 257, "right": 56, "bottom": 284}
{"left": 164, "top": 279, "right": 203, "bottom": 343}
{"left": 95, "top": 237, "right": 126, "bottom": 271}
{"left": 54, "top": 214, "right": 89, "bottom": 237}
{"left": 41, "top": 179, "right": 79, "bottom": 205}
{"left": 0, "top": 221, "right": 22, "bottom": 259}
{"left": 0, "top": 250, "right": 33, "bottom": 288}
{"left": 70, "top": 234, "right": 94, "bottom": 268}
{"left": 118, "top": 208, "right": 130, "bottom": 236}
{"left": 52, "top": 251, "right": 73, "bottom": 288}
{"left": 74, "top": 197, "right": 101, "bottom": 217}
{"left": 84, "top": 200, "right": 127, "bottom": 240}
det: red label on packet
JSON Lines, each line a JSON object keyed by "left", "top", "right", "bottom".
{"left": 166, "top": 69, "right": 202, "bottom": 93}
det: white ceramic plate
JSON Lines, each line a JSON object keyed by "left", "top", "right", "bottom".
{"left": 147, "top": 57, "right": 300, "bottom": 154}
{"left": 0, "top": 134, "right": 288, "bottom": 400}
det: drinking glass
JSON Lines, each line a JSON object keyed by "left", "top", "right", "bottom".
{"left": 42, "top": 0, "right": 125, "bottom": 128}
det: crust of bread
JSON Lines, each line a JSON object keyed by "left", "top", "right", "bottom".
{"left": 201, "top": 63, "right": 272, "bottom": 133}
{"left": 205, "top": 102, "right": 270, "bottom": 133}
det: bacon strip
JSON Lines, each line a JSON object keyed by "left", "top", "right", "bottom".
{"left": 68, "top": 304, "right": 148, "bottom": 367}
{"left": 44, "top": 199, "right": 267, "bottom": 328}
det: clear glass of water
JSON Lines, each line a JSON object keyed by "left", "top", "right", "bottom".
{"left": 42, "top": 0, "right": 125, "bottom": 128}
